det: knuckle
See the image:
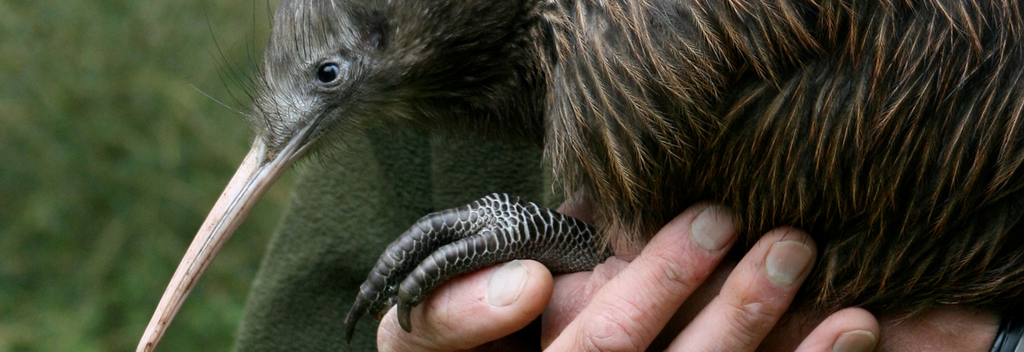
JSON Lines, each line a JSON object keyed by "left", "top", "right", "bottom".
{"left": 720, "top": 298, "right": 775, "bottom": 344}
{"left": 575, "top": 304, "right": 651, "bottom": 352}
{"left": 645, "top": 249, "right": 705, "bottom": 296}
{"left": 656, "top": 253, "right": 691, "bottom": 288}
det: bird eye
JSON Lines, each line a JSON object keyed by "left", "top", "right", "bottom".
{"left": 316, "top": 62, "right": 342, "bottom": 84}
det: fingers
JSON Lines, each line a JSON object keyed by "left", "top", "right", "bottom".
{"left": 542, "top": 257, "right": 632, "bottom": 344}
{"left": 795, "top": 308, "right": 879, "bottom": 352}
{"left": 376, "top": 260, "right": 552, "bottom": 352}
{"left": 667, "top": 227, "right": 817, "bottom": 352}
{"left": 544, "top": 203, "right": 739, "bottom": 351}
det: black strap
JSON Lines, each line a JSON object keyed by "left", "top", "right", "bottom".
{"left": 991, "top": 316, "right": 1024, "bottom": 352}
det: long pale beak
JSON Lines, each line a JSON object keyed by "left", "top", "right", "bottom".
{"left": 137, "top": 129, "right": 313, "bottom": 352}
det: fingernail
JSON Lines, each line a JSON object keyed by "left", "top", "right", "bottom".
{"left": 832, "top": 330, "right": 877, "bottom": 352}
{"left": 487, "top": 260, "right": 529, "bottom": 307}
{"left": 690, "top": 205, "right": 736, "bottom": 252}
{"left": 765, "top": 240, "right": 813, "bottom": 287}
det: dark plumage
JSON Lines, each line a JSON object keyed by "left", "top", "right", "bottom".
{"left": 138, "top": 0, "right": 1024, "bottom": 350}
{"left": 546, "top": 0, "right": 1024, "bottom": 315}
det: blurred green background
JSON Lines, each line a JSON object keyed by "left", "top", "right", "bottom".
{"left": 0, "top": 0, "right": 293, "bottom": 351}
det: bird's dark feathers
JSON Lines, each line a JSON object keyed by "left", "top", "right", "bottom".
{"left": 259, "top": 0, "right": 1024, "bottom": 318}
{"left": 545, "top": 0, "right": 1024, "bottom": 315}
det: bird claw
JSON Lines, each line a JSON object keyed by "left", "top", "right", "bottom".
{"left": 397, "top": 302, "right": 413, "bottom": 333}
{"left": 342, "top": 193, "right": 612, "bottom": 341}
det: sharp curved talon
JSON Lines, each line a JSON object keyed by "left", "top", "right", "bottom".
{"left": 398, "top": 302, "right": 413, "bottom": 332}
{"left": 342, "top": 304, "right": 362, "bottom": 343}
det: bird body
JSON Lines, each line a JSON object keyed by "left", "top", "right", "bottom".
{"left": 546, "top": 0, "right": 1024, "bottom": 315}
{"left": 138, "top": 0, "right": 1024, "bottom": 350}
{"left": 255, "top": 0, "right": 1024, "bottom": 324}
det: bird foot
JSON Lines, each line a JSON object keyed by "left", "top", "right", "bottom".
{"left": 342, "top": 193, "right": 613, "bottom": 341}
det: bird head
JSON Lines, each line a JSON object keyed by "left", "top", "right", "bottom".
{"left": 136, "top": 0, "right": 547, "bottom": 350}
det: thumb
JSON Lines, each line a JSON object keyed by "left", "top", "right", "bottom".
{"left": 377, "top": 260, "right": 553, "bottom": 352}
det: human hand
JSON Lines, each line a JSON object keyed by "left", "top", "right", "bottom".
{"left": 540, "top": 202, "right": 877, "bottom": 351}
{"left": 375, "top": 257, "right": 553, "bottom": 352}
{"left": 544, "top": 202, "right": 999, "bottom": 351}
{"left": 375, "top": 202, "right": 996, "bottom": 351}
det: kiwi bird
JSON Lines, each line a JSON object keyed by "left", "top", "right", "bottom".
{"left": 137, "top": 0, "right": 1024, "bottom": 350}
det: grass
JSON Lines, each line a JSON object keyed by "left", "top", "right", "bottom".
{"left": 0, "top": 0, "right": 292, "bottom": 350}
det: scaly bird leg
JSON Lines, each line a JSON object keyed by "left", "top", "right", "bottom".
{"left": 342, "top": 193, "right": 612, "bottom": 340}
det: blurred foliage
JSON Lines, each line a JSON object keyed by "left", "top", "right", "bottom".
{"left": 0, "top": 0, "right": 292, "bottom": 351}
